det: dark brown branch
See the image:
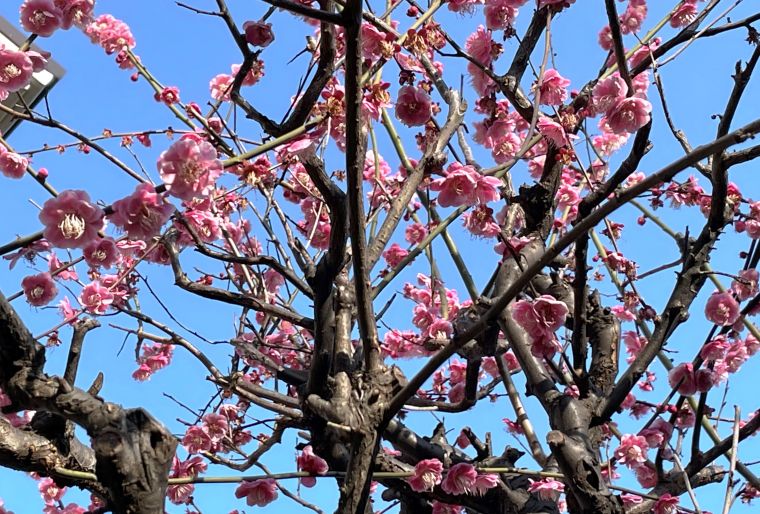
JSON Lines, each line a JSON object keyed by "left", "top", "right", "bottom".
{"left": 603, "top": 0, "right": 633, "bottom": 92}
{"left": 63, "top": 319, "right": 100, "bottom": 386}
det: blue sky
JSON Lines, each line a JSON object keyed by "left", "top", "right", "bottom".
{"left": 0, "top": 1, "right": 759, "bottom": 513}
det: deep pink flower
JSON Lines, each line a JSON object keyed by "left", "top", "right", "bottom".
{"left": 38, "top": 478, "right": 65, "bottom": 505}
{"left": 465, "top": 26, "right": 497, "bottom": 66}
{"left": 484, "top": 0, "right": 520, "bottom": 31}
{"left": 395, "top": 85, "right": 432, "bottom": 127}
{"left": 383, "top": 243, "right": 409, "bottom": 268}
{"left": 441, "top": 462, "right": 477, "bottom": 495}
{"left": 671, "top": 2, "right": 698, "bottom": 28}
{"left": 83, "top": 237, "right": 121, "bottom": 269}
{"left": 620, "top": 3, "right": 647, "bottom": 34}
{"left": 54, "top": 0, "right": 95, "bottom": 30}
{"left": 20, "top": 0, "right": 63, "bottom": 37}
{"left": 537, "top": 116, "right": 573, "bottom": 147}
{"left": 297, "top": 445, "right": 328, "bottom": 487}
{"left": 614, "top": 434, "right": 648, "bottom": 469}
{"left": 527, "top": 478, "right": 564, "bottom": 502}
{"left": 85, "top": 14, "right": 135, "bottom": 54}
{"left": 157, "top": 136, "right": 223, "bottom": 200}
{"left": 653, "top": 493, "right": 680, "bottom": 514}
{"left": 472, "top": 474, "right": 499, "bottom": 495}
{"left": 535, "top": 69, "right": 570, "bottom": 105}
{"left": 592, "top": 74, "right": 628, "bottom": 114}
{"left": 408, "top": 459, "right": 444, "bottom": 492}
{"left": 0, "top": 47, "right": 34, "bottom": 94}
{"left": 668, "top": 362, "right": 697, "bottom": 395}
{"left": 156, "top": 86, "right": 180, "bottom": 105}
{"left": 39, "top": 190, "right": 105, "bottom": 249}
{"left": 235, "top": 479, "right": 278, "bottom": 507}
{"left": 110, "top": 184, "right": 174, "bottom": 240}
{"left": 705, "top": 290, "right": 740, "bottom": 326}
{"left": 78, "top": 281, "right": 114, "bottom": 315}
{"left": 605, "top": 96, "right": 652, "bottom": 134}
{"left": 182, "top": 425, "right": 213, "bottom": 453}
{"left": 700, "top": 335, "right": 730, "bottom": 362}
{"left": 243, "top": 20, "right": 274, "bottom": 47}
{"left": 0, "top": 151, "right": 29, "bottom": 179}
{"left": 511, "top": 294, "right": 568, "bottom": 345}
{"left": 731, "top": 268, "right": 758, "bottom": 301}
{"left": 22, "top": 272, "right": 58, "bottom": 306}
{"left": 431, "top": 502, "right": 463, "bottom": 514}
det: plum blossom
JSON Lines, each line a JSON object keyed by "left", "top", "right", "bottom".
{"left": 157, "top": 136, "right": 223, "bottom": 200}
{"left": 297, "top": 445, "right": 328, "bottom": 487}
{"left": 83, "top": 237, "right": 121, "bottom": 269}
{"left": 472, "top": 474, "right": 499, "bottom": 495}
{"left": 614, "top": 434, "right": 648, "bottom": 469}
{"left": 653, "top": 493, "right": 680, "bottom": 514}
{"left": 537, "top": 117, "right": 574, "bottom": 147}
{"left": 534, "top": 69, "right": 570, "bottom": 105}
{"left": 0, "top": 46, "right": 34, "bottom": 95}
{"left": 668, "top": 362, "right": 697, "bottom": 395}
{"left": 110, "top": 183, "right": 175, "bottom": 240}
{"left": 592, "top": 74, "right": 628, "bottom": 114}
{"left": 511, "top": 295, "right": 568, "bottom": 356}
{"left": 78, "top": 281, "right": 114, "bottom": 315}
{"left": 484, "top": 0, "right": 521, "bottom": 31}
{"left": 395, "top": 85, "right": 432, "bottom": 127}
{"left": 731, "top": 269, "right": 758, "bottom": 301}
{"left": 243, "top": 20, "right": 274, "bottom": 47}
{"left": 20, "top": 0, "right": 64, "bottom": 37}
{"left": 54, "top": 0, "right": 95, "bottom": 30}
{"left": 235, "top": 479, "right": 278, "bottom": 507}
{"left": 22, "top": 272, "right": 58, "bottom": 306}
{"left": 38, "top": 477, "right": 65, "bottom": 505}
{"left": 465, "top": 26, "right": 498, "bottom": 66}
{"left": 605, "top": 95, "right": 652, "bottom": 134}
{"left": 0, "top": 151, "right": 29, "bottom": 179}
{"left": 441, "top": 463, "right": 477, "bottom": 495}
{"left": 527, "top": 478, "right": 564, "bottom": 502}
{"left": 408, "top": 459, "right": 444, "bottom": 492}
{"left": 671, "top": 1, "right": 698, "bottom": 28}
{"left": 39, "top": 190, "right": 105, "bottom": 249}
{"left": 85, "top": 14, "right": 135, "bottom": 55}
{"left": 705, "top": 290, "right": 740, "bottom": 326}
{"left": 430, "top": 163, "right": 502, "bottom": 208}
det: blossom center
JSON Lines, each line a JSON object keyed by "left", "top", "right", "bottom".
{"left": 31, "top": 286, "right": 44, "bottom": 299}
{"left": 180, "top": 160, "right": 203, "bottom": 182}
{"left": 58, "top": 213, "right": 87, "bottom": 240}
{"left": 1, "top": 64, "right": 21, "bottom": 82}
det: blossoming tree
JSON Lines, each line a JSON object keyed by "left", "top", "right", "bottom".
{"left": 1, "top": 0, "right": 760, "bottom": 513}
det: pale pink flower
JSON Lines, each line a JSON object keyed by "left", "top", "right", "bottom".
{"left": 110, "top": 184, "right": 175, "bottom": 240}
{"left": 78, "top": 281, "right": 114, "bottom": 315}
{"left": 22, "top": 272, "right": 58, "bottom": 306}
{"left": 535, "top": 68, "right": 570, "bottom": 105}
{"left": 639, "top": 418, "right": 673, "bottom": 449}
{"left": 527, "top": 478, "right": 564, "bottom": 502}
{"left": 20, "top": 0, "right": 64, "bottom": 37}
{"left": 182, "top": 425, "right": 213, "bottom": 453}
{"left": 0, "top": 47, "right": 34, "bottom": 93}
{"left": 394, "top": 85, "right": 432, "bottom": 127}
{"left": 235, "top": 479, "right": 278, "bottom": 507}
{"left": 243, "top": 20, "right": 274, "bottom": 47}
{"left": 441, "top": 462, "right": 477, "bottom": 495}
{"left": 671, "top": 2, "right": 698, "bottom": 28}
{"left": 653, "top": 493, "right": 680, "bottom": 514}
{"left": 701, "top": 335, "right": 730, "bottom": 361}
{"left": 511, "top": 294, "right": 568, "bottom": 346}
{"left": 408, "top": 459, "right": 444, "bottom": 492}
{"left": 0, "top": 151, "right": 29, "bottom": 179}
{"left": 620, "top": 3, "right": 647, "bottom": 34}
{"left": 39, "top": 190, "right": 105, "bottom": 249}
{"left": 705, "top": 290, "right": 740, "bottom": 326}
{"left": 605, "top": 96, "right": 652, "bottom": 134}
{"left": 448, "top": 0, "right": 484, "bottom": 13}
{"left": 431, "top": 165, "right": 478, "bottom": 208}
{"left": 297, "top": 445, "right": 328, "bottom": 487}
{"left": 432, "top": 502, "right": 462, "bottom": 514}
{"left": 614, "top": 434, "right": 648, "bottom": 469}
{"left": 668, "top": 362, "right": 697, "bottom": 395}
{"left": 157, "top": 136, "right": 223, "bottom": 200}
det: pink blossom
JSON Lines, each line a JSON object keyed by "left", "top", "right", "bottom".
{"left": 447, "top": 0, "right": 484, "bottom": 13}
{"left": 465, "top": 26, "right": 496, "bottom": 66}
{"left": 182, "top": 425, "right": 213, "bottom": 453}
{"left": 243, "top": 20, "right": 274, "bottom": 47}
{"left": 235, "top": 478, "right": 278, "bottom": 507}
{"left": 635, "top": 462, "right": 657, "bottom": 487}
{"left": 537, "top": 116, "right": 573, "bottom": 147}
{"left": 0, "top": 47, "right": 34, "bottom": 94}
{"left": 297, "top": 445, "right": 328, "bottom": 487}
{"left": 83, "top": 237, "right": 121, "bottom": 269}
{"left": 383, "top": 243, "right": 408, "bottom": 268}
{"left": 535, "top": 69, "right": 570, "bottom": 105}
{"left": 85, "top": 14, "right": 135, "bottom": 54}
{"left": 527, "top": 478, "right": 565, "bottom": 502}
{"left": 38, "top": 478, "right": 65, "bottom": 505}
{"left": 484, "top": 0, "right": 519, "bottom": 31}
{"left": 620, "top": 3, "right": 647, "bottom": 34}
{"left": 701, "top": 335, "right": 730, "bottom": 361}
{"left": 209, "top": 73, "right": 234, "bottom": 101}
{"left": 463, "top": 204, "right": 501, "bottom": 238}
{"left": 432, "top": 502, "right": 462, "bottom": 514}
{"left": 605, "top": 96, "right": 652, "bottom": 134}
{"left": 0, "top": 151, "right": 29, "bottom": 179}
{"left": 511, "top": 295, "right": 568, "bottom": 351}
{"left": 653, "top": 493, "right": 680, "bottom": 514}
{"left": 472, "top": 473, "right": 499, "bottom": 495}
{"left": 39, "top": 190, "right": 105, "bottom": 249}
{"left": 614, "top": 434, "right": 648, "bottom": 469}
{"left": 441, "top": 462, "right": 477, "bottom": 495}
{"left": 20, "top": 0, "right": 64, "bottom": 37}
{"left": 408, "top": 459, "right": 444, "bottom": 492}
{"left": 157, "top": 136, "right": 223, "bottom": 200}
{"left": 54, "top": 0, "right": 95, "bottom": 30}
{"left": 22, "top": 272, "right": 58, "bottom": 306}
{"left": 394, "top": 85, "right": 432, "bottom": 127}
{"left": 592, "top": 74, "right": 628, "bottom": 114}
{"left": 405, "top": 223, "right": 428, "bottom": 245}
{"left": 538, "top": 0, "right": 575, "bottom": 8}
{"left": 78, "top": 281, "right": 114, "bottom": 315}
{"left": 705, "top": 290, "right": 740, "bottom": 326}
{"left": 110, "top": 184, "right": 175, "bottom": 240}
{"left": 671, "top": 1, "right": 698, "bottom": 28}
{"left": 668, "top": 362, "right": 698, "bottom": 395}
{"left": 731, "top": 268, "right": 758, "bottom": 301}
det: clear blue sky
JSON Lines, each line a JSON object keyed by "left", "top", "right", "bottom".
{"left": 0, "top": 1, "right": 759, "bottom": 513}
